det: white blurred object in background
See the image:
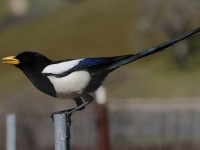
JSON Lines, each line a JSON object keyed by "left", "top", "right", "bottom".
{"left": 95, "top": 86, "right": 107, "bottom": 105}
{"left": 8, "top": 0, "right": 28, "bottom": 17}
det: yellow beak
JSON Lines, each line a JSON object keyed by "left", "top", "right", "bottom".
{"left": 2, "top": 56, "right": 20, "bottom": 65}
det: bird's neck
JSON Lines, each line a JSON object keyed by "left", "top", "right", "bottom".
{"left": 19, "top": 65, "right": 57, "bottom": 98}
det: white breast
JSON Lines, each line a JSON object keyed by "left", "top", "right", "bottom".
{"left": 47, "top": 71, "right": 91, "bottom": 99}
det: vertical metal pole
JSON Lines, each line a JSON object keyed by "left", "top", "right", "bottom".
{"left": 6, "top": 114, "right": 17, "bottom": 150}
{"left": 95, "top": 86, "right": 111, "bottom": 150}
{"left": 54, "top": 113, "right": 71, "bottom": 150}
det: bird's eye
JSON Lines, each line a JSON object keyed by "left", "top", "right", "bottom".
{"left": 23, "top": 56, "right": 29, "bottom": 62}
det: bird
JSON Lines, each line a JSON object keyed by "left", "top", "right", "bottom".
{"left": 2, "top": 27, "right": 200, "bottom": 116}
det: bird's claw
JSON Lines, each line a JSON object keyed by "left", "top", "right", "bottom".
{"left": 50, "top": 113, "right": 54, "bottom": 121}
{"left": 50, "top": 101, "right": 89, "bottom": 123}
{"left": 50, "top": 109, "right": 74, "bottom": 122}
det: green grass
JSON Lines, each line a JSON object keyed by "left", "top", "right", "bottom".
{"left": 1, "top": 0, "right": 200, "bottom": 99}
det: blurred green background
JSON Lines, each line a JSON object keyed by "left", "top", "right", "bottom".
{"left": 1, "top": 0, "right": 200, "bottom": 99}
{"left": 1, "top": 0, "right": 200, "bottom": 149}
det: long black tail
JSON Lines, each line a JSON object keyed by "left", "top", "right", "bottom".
{"left": 108, "top": 26, "right": 200, "bottom": 70}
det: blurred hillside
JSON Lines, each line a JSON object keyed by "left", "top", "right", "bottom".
{"left": 1, "top": 1, "right": 200, "bottom": 149}
{"left": 1, "top": 0, "right": 200, "bottom": 100}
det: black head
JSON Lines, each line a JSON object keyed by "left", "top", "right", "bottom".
{"left": 2, "top": 51, "right": 56, "bottom": 97}
{"left": 2, "top": 51, "right": 52, "bottom": 72}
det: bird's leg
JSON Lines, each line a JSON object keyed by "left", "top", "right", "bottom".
{"left": 74, "top": 97, "right": 85, "bottom": 111}
{"left": 52, "top": 97, "right": 84, "bottom": 114}
{"left": 50, "top": 97, "right": 85, "bottom": 121}
{"left": 68, "top": 93, "right": 94, "bottom": 115}
{"left": 82, "top": 93, "right": 94, "bottom": 104}
{"left": 50, "top": 94, "right": 94, "bottom": 121}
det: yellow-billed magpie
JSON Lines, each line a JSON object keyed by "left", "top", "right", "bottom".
{"left": 2, "top": 27, "right": 200, "bottom": 115}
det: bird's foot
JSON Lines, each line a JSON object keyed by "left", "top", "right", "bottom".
{"left": 50, "top": 114, "right": 72, "bottom": 126}
{"left": 66, "top": 94, "right": 93, "bottom": 115}
{"left": 50, "top": 94, "right": 93, "bottom": 123}
{"left": 50, "top": 108, "right": 74, "bottom": 122}
{"left": 50, "top": 101, "right": 89, "bottom": 121}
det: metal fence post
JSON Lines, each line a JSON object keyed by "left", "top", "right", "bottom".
{"left": 54, "top": 113, "right": 71, "bottom": 150}
{"left": 6, "top": 114, "right": 17, "bottom": 150}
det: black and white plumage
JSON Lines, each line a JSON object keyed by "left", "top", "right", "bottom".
{"left": 2, "top": 27, "right": 200, "bottom": 114}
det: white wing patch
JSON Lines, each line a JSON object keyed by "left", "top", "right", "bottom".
{"left": 42, "top": 59, "right": 83, "bottom": 74}
{"left": 47, "top": 70, "right": 91, "bottom": 99}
